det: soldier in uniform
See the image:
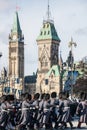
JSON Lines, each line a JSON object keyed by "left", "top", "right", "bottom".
{"left": 0, "top": 95, "right": 15, "bottom": 130}
{"left": 56, "top": 92, "right": 64, "bottom": 128}
{"left": 60, "top": 92, "right": 73, "bottom": 129}
{"left": 37, "top": 93, "right": 45, "bottom": 128}
{"left": 42, "top": 93, "right": 53, "bottom": 129}
{"left": 50, "top": 92, "right": 58, "bottom": 128}
{"left": 0, "top": 95, "right": 8, "bottom": 129}
{"left": 76, "top": 93, "right": 87, "bottom": 128}
{"left": 32, "top": 93, "right": 40, "bottom": 127}
{"left": 17, "top": 93, "right": 33, "bottom": 129}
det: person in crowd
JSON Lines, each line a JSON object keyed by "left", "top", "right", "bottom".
{"left": 56, "top": 92, "right": 64, "bottom": 127}
{"left": 42, "top": 93, "right": 53, "bottom": 129}
{"left": 37, "top": 93, "right": 45, "bottom": 127}
{"left": 0, "top": 95, "right": 15, "bottom": 130}
{"left": 32, "top": 93, "right": 40, "bottom": 128}
{"left": 59, "top": 92, "right": 73, "bottom": 129}
{"left": 17, "top": 93, "right": 34, "bottom": 129}
{"left": 76, "top": 92, "right": 87, "bottom": 128}
{"left": 0, "top": 95, "right": 8, "bottom": 129}
{"left": 50, "top": 92, "right": 59, "bottom": 128}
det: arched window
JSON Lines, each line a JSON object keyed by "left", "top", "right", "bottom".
{"left": 41, "top": 55, "right": 48, "bottom": 67}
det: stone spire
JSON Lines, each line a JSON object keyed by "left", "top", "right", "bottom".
{"left": 37, "top": 0, "right": 60, "bottom": 42}
{"left": 45, "top": 0, "right": 53, "bottom": 23}
{"left": 47, "top": 0, "right": 50, "bottom": 20}
{"left": 12, "top": 11, "right": 21, "bottom": 34}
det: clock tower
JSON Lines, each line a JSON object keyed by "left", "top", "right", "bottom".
{"left": 36, "top": 1, "right": 61, "bottom": 93}
{"left": 9, "top": 11, "right": 24, "bottom": 96}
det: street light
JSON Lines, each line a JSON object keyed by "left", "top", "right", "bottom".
{"left": 68, "top": 37, "right": 77, "bottom": 98}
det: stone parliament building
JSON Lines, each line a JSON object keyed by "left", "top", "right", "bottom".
{"left": 0, "top": 4, "right": 65, "bottom": 97}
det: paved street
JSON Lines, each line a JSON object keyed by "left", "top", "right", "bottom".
{"left": 34, "top": 120, "right": 87, "bottom": 130}
{"left": 31, "top": 116, "right": 87, "bottom": 130}
{"left": 26, "top": 119, "right": 87, "bottom": 130}
{"left": 65, "top": 119, "right": 87, "bottom": 130}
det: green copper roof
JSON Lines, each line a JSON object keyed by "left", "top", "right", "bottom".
{"left": 12, "top": 11, "right": 21, "bottom": 34}
{"left": 46, "top": 65, "right": 60, "bottom": 77}
{"left": 37, "top": 21, "right": 60, "bottom": 41}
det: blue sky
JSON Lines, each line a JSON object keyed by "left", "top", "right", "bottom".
{"left": 0, "top": 0, "right": 87, "bottom": 75}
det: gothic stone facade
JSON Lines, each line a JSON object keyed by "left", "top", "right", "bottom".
{"left": 36, "top": 21, "right": 61, "bottom": 94}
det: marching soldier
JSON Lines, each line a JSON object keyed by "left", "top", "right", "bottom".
{"left": 37, "top": 93, "right": 45, "bottom": 127}
{"left": 42, "top": 93, "right": 52, "bottom": 129}
{"left": 76, "top": 93, "right": 87, "bottom": 128}
{"left": 60, "top": 92, "right": 73, "bottom": 129}
{"left": 50, "top": 92, "right": 58, "bottom": 128}
{"left": 17, "top": 93, "right": 34, "bottom": 129}
{"left": 0, "top": 95, "right": 8, "bottom": 129}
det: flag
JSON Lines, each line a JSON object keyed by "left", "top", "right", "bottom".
{"left": 16, "top": 6, "right": 20, "bottom": 11}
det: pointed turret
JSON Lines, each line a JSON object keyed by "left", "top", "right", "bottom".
{"left": 9, "top": 11, "right": 24, "bottom": 42}
{"left": 12, "top": 11, "right": 21, "bottom": 34}
{"left": 37, "top": 0, "right": 60, "bottom": 42}
{"left": 37, "top": 22, "right": 60, "bottom": 41}
{"left": 8, "top": 11, "right": 24, "bottom": 97}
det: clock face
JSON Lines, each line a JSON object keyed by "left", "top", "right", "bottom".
{"left": 13, "top": 35, "right": 17, "bottom": 40}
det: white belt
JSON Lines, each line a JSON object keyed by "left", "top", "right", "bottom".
{"left": 2, "top": 109, "right": 8, "bottom": 112}
{"left": 64, "top": 107, "right": 70, "bottom": 109}
{"left": 22, "top": 108, "right": 29, "bottom": 111}
{"left": 44, "top": 108, "right": 49, "bottom": 111}
{"left": 56, "top": 105, "right": 59, "bottom": 108}
{"left": 19, "top": 107, "right": 36, "bottom": 111}
{"left": 30, "top": 107, "right": 35, "bottom": 110}
{"left": 64, "top": 107, "right": 70, "bottom": 111}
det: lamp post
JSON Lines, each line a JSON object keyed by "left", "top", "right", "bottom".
{"left": 68, "top": 37, "right": 77, "bottom": 98}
